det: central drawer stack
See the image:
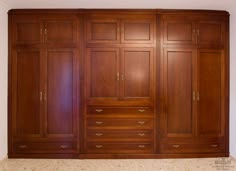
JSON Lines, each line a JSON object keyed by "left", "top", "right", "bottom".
{"left": 85, "top": 107, "right": 155, "bottom": 153}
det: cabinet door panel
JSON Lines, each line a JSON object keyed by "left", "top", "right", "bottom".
{"left": 12, "top": 16, "right": 42, "bottom": 44}
{"left": 163, "top": 20, "right": 195, "bottom": 44}
{"left": 86, "top": 19, "right": 120, "bottom": 43}
{"left": 198, "top": 50, "right": 225, "bottom": 137}
{"left": 162, "top": 48, "right": 196, "bottom": 137}
{"left": 46, "top": 48, "right": 76, "bottom": 137}
{"left": 45, "top": 20, "right": 76, "bottom": 43}
{"left": 86, "top": 48, "right": 119, "bottom": 99}
{"left": 13, "top": 49, "right": 43, "bottom": 137}
{"left": 198, "top": 21, "right": 225, "bottom": 45}
{"left": 121, "top": 19, "right": 154, "bottom": 43}
{"left": 121, "top": 48, "right": 153, "bottom": 100}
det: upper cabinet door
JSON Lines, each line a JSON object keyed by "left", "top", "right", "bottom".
{"left": 12, "top": 48, "right": 43, "bottom": 137}
{"left": 12, "top": 16, "right": 43, "bottom": 44}
{"left": 162, "top": 48, "right": 197, "bottom": 137}
{"left": 86, "top": 48, "right": 120, "bottom": 99}
{"left": 163, "top": 20, "right": 196, "bottom": 45}
{"left": 44, "top": 19, "right": 77, "bottom": 43}
{"left": 121, "top": 19, "right": 155, "bottom": 44}
{"left": 45, "top": 48, "right": 77, "bottom": 138}
{"left": 121, "top": 48, "right": 154, "bottom": 101}
{"left": 86, "top": 18, "right": 120, "bottom": 44}
{"left": 198, "top": 49, "right": 225, "bottom": 137}
{"left": 197, "top": 21, "right": 225, "bottom": 45}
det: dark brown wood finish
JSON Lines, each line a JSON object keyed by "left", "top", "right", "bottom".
{"left": 8, "top": 9, "right": 229, "bottom": 159}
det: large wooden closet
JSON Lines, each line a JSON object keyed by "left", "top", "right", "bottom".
{"left": 8, "top": 9, "right": 229, "bottom": 159}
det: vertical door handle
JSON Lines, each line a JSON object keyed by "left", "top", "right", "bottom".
{"left": 121, "top": 74, "right": 124, "bottom": 80}
{"left": 117, "top": 72, "right": 120, "bottom": 81}
{"left": 197, "top": 92, "right": 200, "bottom": 101}
{"left": 44, "top": 91, "right": 47, "bottom": 102}
{"left": 40, "top": 91, "right": 43, "bottom": 102}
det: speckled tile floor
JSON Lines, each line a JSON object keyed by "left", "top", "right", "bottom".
{"left": 0, "top": 157, "right": 235, "bottom": 171}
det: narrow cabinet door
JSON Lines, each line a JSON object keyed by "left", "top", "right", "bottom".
{"left": 45, "top": 48, "right": 76, "bottom": 138}
{"left": 163, "top": 20, "right": 196, "bottom": 44}
{"left": 85, "top": 48, "right": 120, "bottom": 100}
{"left": 197, "top": 49, "right": 225, "bottom": 137}
{"left": 12, "top": 48, "right": 44, "bottom": 137}
{"left": 162, "top": 48, "right": 197, "bottom": 137}
{"left": 121, "top": 48, "right": 154, "bottom": 101}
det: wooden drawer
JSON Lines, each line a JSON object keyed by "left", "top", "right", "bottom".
{"left": 87, "top": 131, "right": 153, "bottom": 141}
{"left": 86, "top": 142, "right": 154, "bottom": 153}
{"left": 14, "top": 141, "right": 76, "bottom": 153}
{"left": 87, "top": 119, "right": 153, "bottom": 130}
{"left": 87, "top": 107, "right": 153, "bottom": 118}
{"left": 160, "top": 142, "right": 225, "bottom": 154}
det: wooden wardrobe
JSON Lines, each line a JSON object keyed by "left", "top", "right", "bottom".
{"left": 8, "top": 9, "right": 229, "bottom": 159}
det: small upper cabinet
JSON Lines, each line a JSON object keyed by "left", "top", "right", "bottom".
{"left": 12, "top": 15, "right": 78, "bottom": 44}
{"left": 163, "top": 20, "right": 196, "bottom": 44}
{"left": 12, "top": 15, "right": 43, "bottom": 44}
{"left": 121, "top": 19, "right": 154, "bottom": 44}
{"left": 86, "top": 18, "right": 120, "bottom": 44}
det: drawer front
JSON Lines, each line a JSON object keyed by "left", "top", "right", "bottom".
{"left": 87, "top": 119, "right": 153, "bottom": 130}
{"left": 14, "top": 141, "right": 76, "bottom": 153}
{"left": 86, "top": 142, "right": 154, "bottom": 153}
{"left": 87, "top": 131, "right": 153, "bottom": 141}
{"left": 87, "top": 107, "right": 153, "bottom": 117}
{"left": 160, "top": 142, "right": 225, "bottom": 154}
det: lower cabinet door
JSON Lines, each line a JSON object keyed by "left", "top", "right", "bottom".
{"left": 86, "top": 142, "right": 154, "bottom": 153}
{"left": 14, "top": 141, "right": 77, "bottom": 153}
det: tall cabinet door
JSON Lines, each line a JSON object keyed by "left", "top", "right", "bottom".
{"left": 162, "top": 48, "right": 197, "bottom": 138}
{"left": 121, "top": 48, "right": 154, "bottom": 101}
{"left": 198, "top": 49, "right": 225, "bottom": 137}
{"left": 45, "top": 48, "right": 77, "bottom": 138}
{"left": 12, "top": 48, "right": 44, "bottom": 138}
{"left": 86, "top": 48, "right": 120, "bottom": 100}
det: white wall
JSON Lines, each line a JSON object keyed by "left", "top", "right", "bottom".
{"left": 0, "top": 0, "right": 235, "bottom": 159}
{"left": 0, "top": 1, "right": 9, "bottom": 160}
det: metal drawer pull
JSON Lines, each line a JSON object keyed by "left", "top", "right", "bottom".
{"left": 96, "top": 121, "right": 103, "bottom": 125}
{"left": 138, "top": 109, "right": 146, "bottom": 112}
{"left": 60, "top": 145, "right": 69, "bottom": 149}
{"left": 211, "top": 144, "right": 218, "bottom": 148}
{"left": 138, "top": 145, "right": 145, "bottom": 148}
{"left": 138, "top": 133, "right": 145, "bottom": 136}
{"left": 95, "top": 133, "right": 103, "bottom": 136}
{"left": 172, "top": 145, "right": 180, "bottom": 148}
{"left": 95, "top": 109, "right": 103, "bottom": 112}
{"left": 19, "top": 145, "right": 27, "bottom": 149}
{"left": 96, "top": 145, "right": 103, "bottom": 148}
{"left": 137, "top": 121, "right": 145, "bottom": 125}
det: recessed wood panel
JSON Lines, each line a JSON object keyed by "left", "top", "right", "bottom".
{"left": 86, "top": 19, "right": 120, "bottom": 43}
{"left": 87, "top": 48, "right": 119, "bottom": 98}
{"left": 198, "top": 21, "right": 224, "bottom": 45}
{"left": 198, "top": 50, "right": 224, "bottom": 136}
{"left": 15, "top": 49, "right": 41, "bottom": 136}
{"left": 121, "top": 20, "right": 154, "bottom": 43}
{"left": 163, "top": 48, "right": 196, "bottom": 137}
{"left": 122, "top": 48, "right": 153, "bottom": 99}
{"left": 164, "top": 21, "right": 195, "bottom": 44}
{"left": 45, "top": 20, "right": 76, "bottom": 43}
{"left": 46, "top": 49, "right": 74, "bottom": 136}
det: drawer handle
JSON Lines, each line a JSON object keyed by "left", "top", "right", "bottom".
{"left": 211, "top": 144, "right": 218, "bottom": 148}
{"left": 19, "top": 145, "right": 27, "bottom": 149}
{"left": 172, "top": 145, "right": 180, "bottom": 148}
{"left": 137, "top": 121, "right": 145, "bottom": 125}
{"left": 138, "top": 145, "right": 145, "bottom": 148}
{"left": 95, "top": 109, "right": 103, "bottom": 112}
{"left": 95, "top": 133, "right": 103, "bottom": 136}
{"left": 60, "top": 145, "right": 69, "bottom": 149}
{"left": 138, "top": 133, "right": 145, "bottom": 136}
{"left": 138, "top": 109, "right": 146, "bottom": 112}
{"left": 96, "top": 145, "right": 103, "bottom": 148}
{"left": 96, "top": 121, "right": 103, "bottom": 125}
